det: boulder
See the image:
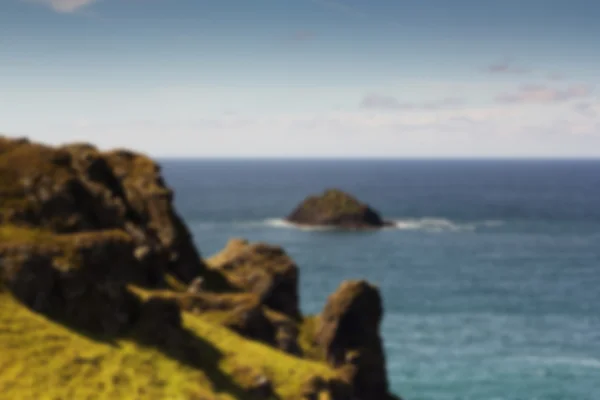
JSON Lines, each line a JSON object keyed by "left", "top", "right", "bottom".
{"left": 207, "top": 238, "right": 300, "bottom": 320}
{"left": 286, "top": 189, "right": 392, "bottom": 229}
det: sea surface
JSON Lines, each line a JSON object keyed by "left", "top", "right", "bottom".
{"left": 160, "top": 159, "right": 600, "bottom": 400}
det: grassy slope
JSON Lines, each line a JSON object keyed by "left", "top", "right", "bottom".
{"left": 0, "top": 138, "right": 340, "bottom": 399}
{"left": 0, "top": 289, "right": 336, "bottom": 400}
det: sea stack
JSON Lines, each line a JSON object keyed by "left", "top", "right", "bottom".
{"left": 286, "top": 188, "right": 393, "bottom": 229}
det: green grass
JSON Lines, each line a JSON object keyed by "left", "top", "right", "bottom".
{"left": 0, "top": 225, "right": 130, "bottom": 247}
{"left": 0, "top": 225, "right": 56, "bottom": 244}
{"left": 297, "top": 315, "right": 325, "bottom": 362}
{"left": 0, "top": 289, "right": 337, "bottom": 400}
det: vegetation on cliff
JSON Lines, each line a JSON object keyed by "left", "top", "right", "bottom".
{"left": 0, "top": 136, "right": 400, "bottom": 400}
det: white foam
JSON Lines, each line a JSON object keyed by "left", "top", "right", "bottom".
{"left": 263, "top": 218, "right": 342, "bottom": 231}
{"left": 258, "top": 218, "right": 505, "bottom": 232}
{"left": 519, "top": 356, "right": 600, "bottom": 369}
{"left": 393, "top": 218, "right": 468, "bottom": 232}
{"left": 392, "top": 218, "right": 504, "bottom": 232}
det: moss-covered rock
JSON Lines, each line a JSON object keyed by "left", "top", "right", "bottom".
{"left": 286, "top": 189, "right": 392, "bottom": 229}
{"left": 208, "top": 238, "right": 300, "bottom": 320}
{"left": 0, "top": 135, "right": 226, "bottom": 286}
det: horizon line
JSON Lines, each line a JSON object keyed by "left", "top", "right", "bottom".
{"left": 155, "top": 156, "right": 600, "bottom": 161}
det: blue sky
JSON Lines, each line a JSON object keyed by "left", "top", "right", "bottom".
{"left": 1, "top": 0, "right": 599, "bottom": 157}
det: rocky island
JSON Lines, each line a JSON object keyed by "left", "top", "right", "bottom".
{"left": 0, "top": 136, "right": 401, "bottom": 400}
{"left": 286, "top": 189, "right": 394, "bottom": 229}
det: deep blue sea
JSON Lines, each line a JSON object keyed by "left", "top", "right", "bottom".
{"left": 160, "top": 159, "right": 600, "bottom": 400}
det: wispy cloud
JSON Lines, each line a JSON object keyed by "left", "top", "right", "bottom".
{"left": 574, "top": 101, "right": 599, "bottom": 117}
{"left": 360, "top": 93, "right": 465, "bottom": 110}
{"left": 485, "top": 61, "right": 530, "bottom": 75}
{"left": 44, "top": 103, "right": 600, "bottom": 157}
{"left": 547, "top": 73, "right": 566, "bottom": 81}
{"left": 24, "top": 0, "right": 97, "bottom": 13}
{"left": 360, "top": 93, "right": 403, "bottom": 109}
{"left": 495, "top": 84, "right": 594, "bottom": 104}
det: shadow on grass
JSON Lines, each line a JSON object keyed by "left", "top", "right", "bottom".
{"left": 16, "top": 293, "right": 280, "bottom": 400}
{"left": 130, "top": 297, "right": 281, "bottom": 400}
{"left": 3, "top": 253, "right": 279, "bottom": 399}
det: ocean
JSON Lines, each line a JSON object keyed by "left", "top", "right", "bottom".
{"left": 160, "top": 159, "right": 600, "bottom": 400}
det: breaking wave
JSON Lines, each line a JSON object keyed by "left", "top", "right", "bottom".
{"left": 517, "top": 356, "right": 600, "bottom": 369}
{"left": 260, "top": 218, "right": 504, "bottom": 232}
{"left": 190, "top": 218, "right": 505, "bottom": 232}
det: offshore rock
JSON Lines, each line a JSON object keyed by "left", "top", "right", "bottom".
{"left": 286, "top": 189, "right": 393, "bottom": 229}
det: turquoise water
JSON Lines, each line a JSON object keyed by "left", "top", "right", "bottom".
{"left": 161, "top": 160, "right": 600, "bottom": 400}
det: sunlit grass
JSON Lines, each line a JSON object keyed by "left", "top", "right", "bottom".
{"left": 0, "top": 289, "right": 336, "bottom": 399}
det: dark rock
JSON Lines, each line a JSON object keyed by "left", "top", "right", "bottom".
{"left": 316, "top": 280, "right": 392, "bottom": 400}
{"left": 225, "top": 302, "right": 277, "bottom": 345}
{"left": 207, "top": 239, "right": 300, "bottom": 320}
{"left": 286, "top": 189, "right": 392, "bottom": 229}
{"left": 135, "top": 297, "right": 183, "bottom": 345}
{"left": 0, "top": 248, "right": 141, "bottom": 336}
{"left": 247, "top": 375, "right": 275, "bottom": 398}
{"left": 0, "top": 135, "right": 225, "bottom": 287}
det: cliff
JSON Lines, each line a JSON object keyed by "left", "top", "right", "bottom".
{"left": 0, "top": 136, "right": 401, "bottom": 400}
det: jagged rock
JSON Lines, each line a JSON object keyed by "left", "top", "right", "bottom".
{"left": 225, "top": 302, "right": 277, "bottom": 345}
{"left": 167, "top": 289, "right": 302, "bottom": 354}
{"left": 316, "top": 280, "right": 392, "bottom": 400}
{"left": 0, "top": 135, "right": 222, "bottom": 286}
{"left": 207, "top": 238, "right": 300, "bottom": 320}
{"left": 286, "top": 189, "right": 393, "bottom": 229}
{"left": 0, "top": 248, "right": 140, "bottom": 336}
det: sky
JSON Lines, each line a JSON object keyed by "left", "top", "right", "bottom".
{"left": 1, "top": 0, "right": 600, "bottom": 157}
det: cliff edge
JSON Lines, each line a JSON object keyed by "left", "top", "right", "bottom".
{"left": 0, "top": 136, "right": 401, "bottom": 400}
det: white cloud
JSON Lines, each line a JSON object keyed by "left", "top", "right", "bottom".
{"left": 16, "top": 102, "right": 596, "bottom": 158}
{"left": 25, "top": 0, "right": 97, "bottom": 13}
{"left": 495, "top": 84, "right": 594, "bottom": 104}
{"left": 574, "top": 101, "right": 600, "bottom": 117}
{"left": 485, "top": 61, "right": 530, "bottom": 75}
{"left": 360, "top": 93, "right": 465, "bottom": 110}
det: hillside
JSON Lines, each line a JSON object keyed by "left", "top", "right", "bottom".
{"left": 0, "top": 136, "right": 400, "bottom": 400}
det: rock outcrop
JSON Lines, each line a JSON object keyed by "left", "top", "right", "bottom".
{"left": 0, "top": 135, "right": 400, "bottom": 400}
{"left": 0, "top": 136, "right": 222, "bottom": 285}
{"left": 0, "top": 230, "right": 145, "bottom": 335}
{"left": 316, "top": 280, "right": 397, "bottom": 400}
{"left": 286, "top": 189, "right": 393, "bottom": 229}
{"left": 205, "top": 238, "right": 302, "bottom": 354}
{"left": 207, "top": 238, "right": 300, "bottom": 320}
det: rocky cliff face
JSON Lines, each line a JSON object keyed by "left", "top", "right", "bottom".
{"left": 0, "top": 136, "right": 400, "bottom": 400}
{"left": 0, "top": 137, "right": 214, "bottom": 284}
